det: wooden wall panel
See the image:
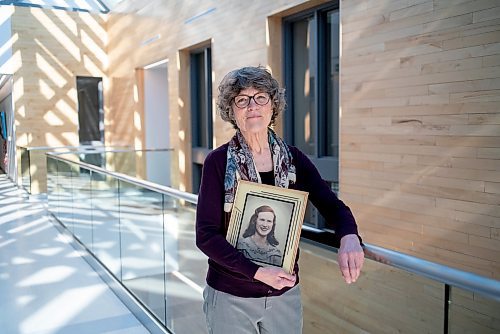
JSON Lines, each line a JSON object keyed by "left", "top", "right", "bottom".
{"left": 10, "top": 7, "right": 108, "bottom": 193}
{"left": 340, "top": 0, "right": 500, "bottom": 278}
{"left": 11, "top": 7, "right": 108, "bottom": 148}
{"left": 300, "top": 241, "right": 446, "bottom": 334}
{"left": 105, "top": 0, "right": 329, "bottom": 191}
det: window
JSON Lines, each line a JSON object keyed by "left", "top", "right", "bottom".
{"left": 190, "top": 46, "right": 212, "bottom": 193}
{"left": 77, "top": 76, "right": 104, "bottom": 145}
{"left": 284, "top": 4, "right": 341, "bottom": 238}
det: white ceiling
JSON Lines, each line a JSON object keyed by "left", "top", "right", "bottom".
{"left": 2, "top": 0, "right": 125, "bottom": 13}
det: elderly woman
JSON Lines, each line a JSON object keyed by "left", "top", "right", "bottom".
{"left": 196, "top": 66, "right": 364, "bottom": 334}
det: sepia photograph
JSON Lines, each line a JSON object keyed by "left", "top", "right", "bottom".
{"left": 226, "top": 180, "right": 308, "bottom": 274}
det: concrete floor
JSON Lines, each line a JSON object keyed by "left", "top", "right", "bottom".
{"left": 0, "top": 174, "right": 150, "bottom": 334}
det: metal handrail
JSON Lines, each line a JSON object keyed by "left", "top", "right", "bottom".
{"left": 47, "top": 152, "right": 500, "bottom": 302}
{"left": 47, "top": 151, "right": 197, "bottom": 204}
{"left": 17, "top": 145, "right": 131, "bottom": 151}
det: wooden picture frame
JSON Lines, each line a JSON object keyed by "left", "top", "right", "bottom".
{"left": 226, "top": 180, "right": 309, "bottom": 274}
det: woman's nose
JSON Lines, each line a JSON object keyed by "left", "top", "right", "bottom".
{"left": 247, "top": 98, "right": 258, "bottom": 109}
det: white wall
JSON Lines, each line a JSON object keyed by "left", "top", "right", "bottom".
{"left": 5, "top": 1, "right": 111, "bottom": 13}
{"left": 0, "top": 7, "right": 12, "bottom": 73}
{"left": 144, "top": 64, "right": 171, "bottom": 187}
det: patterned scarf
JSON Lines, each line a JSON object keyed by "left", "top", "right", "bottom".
{"left": 224, "top": 128, "right": 296, "bottom": 212}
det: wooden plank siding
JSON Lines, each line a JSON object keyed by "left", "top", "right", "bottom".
{"left": 11, "top": 7, "right": 108, "bottom": 148}
{"left": 9, "top": 6, "right": 108, "bottom": 192}
{"left": 339, "top": 0, "right": 500, "bottom": 279}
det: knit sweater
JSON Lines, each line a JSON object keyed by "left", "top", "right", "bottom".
{"left": 195, "top": 143, "right": 359, "bottom": 298}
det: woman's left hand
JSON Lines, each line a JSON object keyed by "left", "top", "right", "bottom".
{"left": 338, "top": 234, "right": 364, "bottom": 284}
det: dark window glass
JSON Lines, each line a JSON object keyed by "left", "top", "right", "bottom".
{"left": 190, "top": 48, "right": 212, "bottom": 149}
{"left": 285, "top": 4, "right": 340, "bottom": 235}
{"left": 190, "top": 46, "right": 212, "bottom": 193}
{"left": 325, "top": 10, "right": 339, "bottom": 157}
{"left": 291, "top": 17, "right": 316, "bottom": 155}
{"left": 76, "top": 76, "right": 103, "bottom": 144}
{"left": 286, "top": 7, "right": 339, "bottom": 159}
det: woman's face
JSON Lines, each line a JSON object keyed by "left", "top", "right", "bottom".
{"left": 255, "top": 211, "right": 275, "bottom": 237}
{"left": 233, "top": 87, "right": 273, "bottom": 133}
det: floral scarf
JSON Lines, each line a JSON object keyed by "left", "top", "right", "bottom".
{"left": 224, "top": 128, "right": 296, "bottom": 212}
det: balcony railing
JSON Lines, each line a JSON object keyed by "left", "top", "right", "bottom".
{"left": 46, "top": 151, "right": 500, "bottom": 334}
{"left": 17, "top": 145, "right": 173, "bottom": 194}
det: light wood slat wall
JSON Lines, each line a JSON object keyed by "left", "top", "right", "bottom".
{"left": 9, "top": 6, "right": 108, "bottom": 191}
{"left": 11, "top": 7, "right": 108, "bottom": 147}
{"left": 340, "top": 0, "right": 500, "bottom": 278}
{"left": 105, "top": 0, "right": 328, "bottom": 192}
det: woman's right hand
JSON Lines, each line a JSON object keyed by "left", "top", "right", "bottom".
{"left": 254, "top": 267, "right": 296, "bottom": 290}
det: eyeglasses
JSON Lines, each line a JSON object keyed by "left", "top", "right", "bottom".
{"left": 233, "top": 92, "right": 270, "bottom": 108}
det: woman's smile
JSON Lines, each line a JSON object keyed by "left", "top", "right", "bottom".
{"left": 255, "top": 211, "right": 275, "bottom": 237}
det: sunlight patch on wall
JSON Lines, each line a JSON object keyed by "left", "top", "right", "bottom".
{"left": 83, "top": 54, "right": 104, "bottom": 76}
{"left": 133, "top": 111, "right": 141, "bottom": 131}
{"left": 34, "top": 38, "right": 72, "bottom": 76}
{"left": 53, "top": 9, "right": 78, "bottom": 35}
{"left": 178, "top": 149, "right": 185, "bottom": 174}
{"left": 43, "top": 110, "right": 64, "bottom": 126}
{"left": 67, "top": 87, "right": 77, "bottom": 104}
{"left": 31, "top": 8, "right": 81, "bottom": 61}
{"left": 36, "top": 53, "right": 67, "bottom": 88}
{"left": 134, "top": 137, "right": 142, "bottom": 149}
{"left": 133, "top": 84, "right": 138, "bottom": 102}
{"left": 78, "top": 12, "right": 107, "bottom": 44}
{"left": 80, "top": 29, "right": 107, "bottom": 68}
{"left": 61, "top": 132, "right": 78, "bottom": 145}
{"left": 13, "top": 76, "right": 24, "bottom": 105}
{"left": 55, "top": 100, "right": 77, "bottom": 121}
{"left": 39, "top": 78, "right": 55, "bottom": 99}
{"left": 45, "top": 132, "right": 65, "bottom": 147}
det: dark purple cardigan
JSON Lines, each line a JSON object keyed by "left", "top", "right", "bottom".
{"left": 195, "top": 143, "right": 359, "bottom": 298}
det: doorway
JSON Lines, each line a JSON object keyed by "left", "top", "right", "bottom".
{"left": 143, "top": 59, "right": 170, "bottom": 186}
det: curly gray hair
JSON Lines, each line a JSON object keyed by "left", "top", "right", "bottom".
{"left": 216, "top": 66, "right": 286, "bottom": 129}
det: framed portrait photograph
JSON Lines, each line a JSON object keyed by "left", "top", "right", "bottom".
{"left": 226, "top": 180, "right": 309, "bottom": 274}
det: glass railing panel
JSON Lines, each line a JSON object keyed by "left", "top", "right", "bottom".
{"left": 448, "top": 287, "right": 500, "bottom": 334}
{"left": 162, "top": 199, "right": 207, "bottom": 334}
{"left": 300, "top": 243, "right": 444, "bottom": 334}
{"left": 58, "top": 149, "right": 172, "bottom": 186}
{"left": 118, "top": 179, "right": 167, "bottom": 324}
{"left": 56, "top": 159, "right": 74, "bottom": 232}
{"left": 91, "top": 172, "right": 121, "bottom": 277}
{"left": 29, "top": 150, "right": 48, "bottom": 194}
{"left": 140, "top": 151, "right": 172, "bottom": 187}
{"left": 46, "top": 156, "right": 59, "bottom": 216}
{"left": 72, "top": 167, "right": 93, "bottom": 246}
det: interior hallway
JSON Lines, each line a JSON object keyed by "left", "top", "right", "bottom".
{"left": 0, "top": 174, "right": 150, "bottom": 334}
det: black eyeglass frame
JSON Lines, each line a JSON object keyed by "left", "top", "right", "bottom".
{"left": 233, "top": 92, "right": 271, "bottom": 108}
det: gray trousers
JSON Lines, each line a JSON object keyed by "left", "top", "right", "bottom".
{"left": 202, "top": 284, "right": 303, "bottom": 334}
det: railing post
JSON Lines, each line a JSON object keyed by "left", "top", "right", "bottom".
{"left": 444, "top": 284, "right": 450, "bottom": 334}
